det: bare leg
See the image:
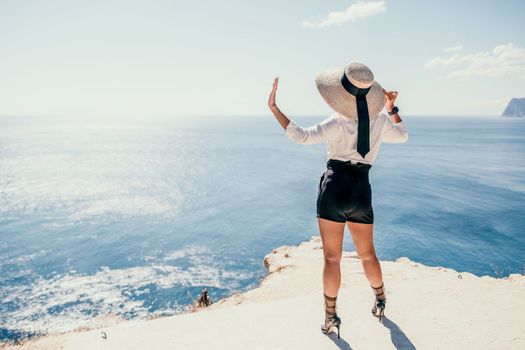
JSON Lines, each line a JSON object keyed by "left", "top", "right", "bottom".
{"left": 318, "top": 218, "right": 345, "bottom": 297}
{"left": 346, "top": 222, "right": 383, "bottom": 288}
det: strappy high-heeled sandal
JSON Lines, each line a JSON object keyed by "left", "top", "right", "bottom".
{"left": 371, "top": 282, "right": 386, "bottom": 322}
{"left": 320, "top": 293, "right": 341, "bottom": 338}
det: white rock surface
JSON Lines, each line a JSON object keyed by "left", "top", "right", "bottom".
{"left": 5, "top": 236, "right": 525, "bottom": 350}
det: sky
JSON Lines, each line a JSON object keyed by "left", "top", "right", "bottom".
{"left": 0, "top": 0, "right": 524, "bottom": 118}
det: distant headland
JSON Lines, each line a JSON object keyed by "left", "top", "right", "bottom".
{"left": 502, "top": 98, "right": 525, "bottom": 117}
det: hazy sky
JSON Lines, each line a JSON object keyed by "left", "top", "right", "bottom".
{"left": 1, "top": 0, "right": 524, "bottom": 118}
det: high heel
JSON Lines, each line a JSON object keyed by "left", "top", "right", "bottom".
{"left": 371, "top": 282, "right": 387, "bottom": 322}
{"left": 321, "top": 293, "right": 342, "bottom": 338}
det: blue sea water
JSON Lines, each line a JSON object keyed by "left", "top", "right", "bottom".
{"left": 1, "top": 114, "right": 524, "bottom": 342}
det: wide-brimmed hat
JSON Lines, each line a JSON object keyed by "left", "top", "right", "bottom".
{"left": 315, "top": 62, "right": 385, "bottom": 120}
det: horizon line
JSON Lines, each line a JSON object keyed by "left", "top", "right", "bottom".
{"left": 0, "top": 113, "right": 509, "bottom": 119}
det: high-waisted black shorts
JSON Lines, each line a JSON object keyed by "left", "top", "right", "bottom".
{"left": 316, "top": 159, "right": 374, "bottom": 224}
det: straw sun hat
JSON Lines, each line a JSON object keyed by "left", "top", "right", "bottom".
{"left": 315, "top": 62, "right": 385, "bottom": 120}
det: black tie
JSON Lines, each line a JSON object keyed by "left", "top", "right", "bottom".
{"left": 340, "top": 71, "right": 371, "bottom": 158}
{"left": 356, "top": 94, "right": 370, "bottom": 158}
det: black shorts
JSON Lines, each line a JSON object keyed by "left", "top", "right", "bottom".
{"left": 316, "top": 159, "right": 374, "bottom": 224}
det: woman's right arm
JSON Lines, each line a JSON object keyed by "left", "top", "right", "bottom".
{"left": 381, "top": 88, "right": 408, "bottom": 143}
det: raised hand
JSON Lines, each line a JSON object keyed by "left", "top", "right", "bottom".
{"left": 267, "top": 76, "right": 291, "bottom": 130}
{"left": 268, "top": 77, "right": 279, "bottom": 110}
{"left": 382, "top": 88, "right": 398, "bottom": 112}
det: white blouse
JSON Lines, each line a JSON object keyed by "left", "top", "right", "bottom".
{"left": 284, "top": 112, "right": 408, "bottom": 165}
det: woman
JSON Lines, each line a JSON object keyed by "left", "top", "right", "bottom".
{"left": 267, "top": 62, "right": 408, "bottom": 338}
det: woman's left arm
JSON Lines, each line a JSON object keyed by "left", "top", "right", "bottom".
{"left": 268, "top": 77, "right": 290, "bottom": 130}
{"left": 267, "top": 77, "right": 340, "bottom": 144}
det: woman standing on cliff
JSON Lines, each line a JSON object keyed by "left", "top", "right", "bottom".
{"left": 267, "top": 62, "right": 408, "bottom": 338}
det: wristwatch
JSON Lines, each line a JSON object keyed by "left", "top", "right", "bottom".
{"left": 388, "top": 106, "right": 399, "bottom": 115}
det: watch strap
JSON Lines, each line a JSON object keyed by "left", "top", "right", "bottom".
{"left": 388, "top": 106, "right": 399, "bottom": 115}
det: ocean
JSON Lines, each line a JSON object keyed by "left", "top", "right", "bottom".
{"left": 1, "top": 114, "right": 524, "bottom": 342}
